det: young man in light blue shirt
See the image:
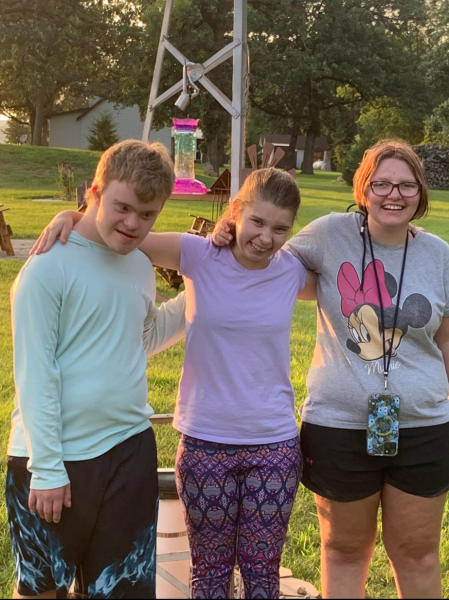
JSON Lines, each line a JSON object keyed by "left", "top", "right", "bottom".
{"left": 6, "top": 140, "right": 185, "bottom": 599}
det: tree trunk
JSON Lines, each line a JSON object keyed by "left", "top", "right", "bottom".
{"left": 301, "top": 104, "right": 321, "bottom": 175}
{"left": 285, "top": 120, "right": 300, "bottom": 171}
{"left": 301, "top": 130, "right": 316, "bottom": 174}
{"left": 42, "top": 119, "right": 49, "bottom": 146}
{"left": 32, "top": 89, "right": 45, "bottom": 146}
{"left": 207, "top": 132, "right": 220, "bottom": 175}
{"left": 218, "top": 143, "right": 226, "bottom": 168}
{"left": 322, "top": 150, "right": 332, "bottom": 171}
{"left": 29, "top": 108, "right": 36, "bottom": 143}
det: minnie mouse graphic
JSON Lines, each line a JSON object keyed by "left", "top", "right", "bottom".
{"left": 337, "top": 260, "right": 432, "bottom": 361}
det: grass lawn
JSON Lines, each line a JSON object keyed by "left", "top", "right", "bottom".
{"left": 0, "top": 145, "right": 449, "bottom": 597}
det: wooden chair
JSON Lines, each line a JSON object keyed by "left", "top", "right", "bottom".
{"left": 0, "top": 205, "right": 15, "bottom": 256}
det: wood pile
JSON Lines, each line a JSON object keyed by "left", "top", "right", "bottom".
{"left": 412, "top": 144, "right": 449, "bottom": 190}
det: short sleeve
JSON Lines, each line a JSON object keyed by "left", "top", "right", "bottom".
{"left": 179, "top": 234, "right": 211, "bottom": 279}
{"left": 444, "top": 244, "right": 449, "bottom": 317}
{"left": 293, "top": 252, "right": 308, "bottom": 293}
{"left": 284, "top": 214, "right": 330, "bottom": 273}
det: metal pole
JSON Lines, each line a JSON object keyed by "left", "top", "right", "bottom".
{"left": 142, "top": 0, "right": 174, "bottom": 142}
{"left": 230, "top": 0, "right": 248, "bottom": 198}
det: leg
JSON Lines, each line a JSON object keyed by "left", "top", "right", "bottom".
{"left": 237, "top": 437, "right": 302, "bottom": 599}
{"left": 13, "top": 592, "right": 55, "bottom": 599}
{"left": 75, "top": 428, "right": 159, "bottom": 599}
{"left": 6, "top": 457, "right": 77, "bottom": 599}
{"left": 316, "top": 491, "right": 381, "bottom": 599}
{"left": 381, "top": 484, "right": 446, "bottom": 599}
{"left": 175, "top": 435, "right": 240, "bottom": 599}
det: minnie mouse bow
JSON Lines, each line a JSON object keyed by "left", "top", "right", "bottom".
{"left": 337, "top": 261, "right": 391, "bottom": 318}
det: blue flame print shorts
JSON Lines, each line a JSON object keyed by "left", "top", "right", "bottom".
{"left": 6, "top": 427, "right": 159, "bottom": 599}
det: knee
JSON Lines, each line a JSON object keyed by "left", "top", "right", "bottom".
{"left": 323, "top": 534, "right": 374, "bottom": 565}
{"left": 384, "top": 535, "right": 440, "bottom": 572}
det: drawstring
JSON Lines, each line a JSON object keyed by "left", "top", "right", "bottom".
{"left": 360, "top": 212, "right": 368, "bottom": 291}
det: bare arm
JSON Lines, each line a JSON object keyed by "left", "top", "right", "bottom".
{"left": 143, "top": 292, "right": 186, "bottom": 357}
{"left": 435, "top": 317, "right": 449, "bottom": 381}
{"left": 30, "top": 210, "right": 82, "bottom": 255}
{"left": 297, "top": 270, "right": 318, "bottom": 301}
{"left": 138, "top": 232, "right": 183, "bottom": 271}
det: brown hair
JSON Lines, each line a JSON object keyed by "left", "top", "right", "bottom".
{"left": 216, "top": 168, "right": 300, "bottom": 242}
{"left": 353, "top": 139, "right": 429, "bottom": 220}
{"left": 86, "top": 139, "right": 175, "bottom": 205}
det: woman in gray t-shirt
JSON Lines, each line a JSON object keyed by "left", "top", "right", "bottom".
{"left": 284, "top": 140, "right": 449, "bottom": 599}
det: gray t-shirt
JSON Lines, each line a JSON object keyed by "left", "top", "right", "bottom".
{"left": 286, "top": 212, "right": 449, "bottom": 429}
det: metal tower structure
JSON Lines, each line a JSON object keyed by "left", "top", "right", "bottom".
{"left": 141, "top": 0, "right": 248, "bottom": 198}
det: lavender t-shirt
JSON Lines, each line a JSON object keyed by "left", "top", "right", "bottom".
{"left": 173, "top": 234, "right": 307, "bottom": 444}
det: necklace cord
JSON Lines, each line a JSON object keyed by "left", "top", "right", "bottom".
{"left": 362, "top": 221, "right": 409, "bottom": 387}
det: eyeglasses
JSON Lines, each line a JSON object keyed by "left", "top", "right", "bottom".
{"left": 369, "top": 181, "right": 421, "bottom": 198}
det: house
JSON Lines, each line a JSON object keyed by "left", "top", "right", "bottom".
{"left": 48, "top": 99, "right": 204, "bottom": 159}
{"left": 0, "top": 118, "right": 7, "bottom": 144}
{"left": 259, "top": 133, "right": 329, "bottom": 169}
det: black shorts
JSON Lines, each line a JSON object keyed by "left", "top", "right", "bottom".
{"left": 6, "top": 428, "right": 158, "bottom": 599}
{"left": 300, "top": 421, "right": 449, "bottom": 502}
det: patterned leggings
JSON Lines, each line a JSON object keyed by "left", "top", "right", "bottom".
{"left": 175, "top": 435, "right": 302, "bottom": 599}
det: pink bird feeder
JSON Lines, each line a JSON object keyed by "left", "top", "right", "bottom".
{"left": 173, "top": 118, "right": 209, "bottom": 195}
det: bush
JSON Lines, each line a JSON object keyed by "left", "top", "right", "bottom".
{"left": 3, "top": 119, "right": 31, "bottom": 144}
{"left": 57, "top": 161, "right": 76, "bottom": 201}
{"left": 423, "top": 100, "right": 449, "bottom": 146}
{"left": 341, "top": 127, "right": 377, "bottom": 186}
{"left": 86, "top": 112, "right": 119, "bottom": 151}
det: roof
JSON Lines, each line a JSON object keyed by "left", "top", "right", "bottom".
{"left": 47, "top": 99, "right": 105, "bottom": 120}
{"left": 260, "top": 134, "right": 328, "bottom": 151}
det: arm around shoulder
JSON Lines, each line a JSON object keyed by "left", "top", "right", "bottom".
{"left": 297, "top": 269, "right": 317, "bottom": 301}
{"left": 285, "top": 214, "right": 330, "bottom": 272}
{"left": 139, "top": 232, "right": 183, "bottom": 271}
{"left": 143, "top": 291, "right": 186, "bottom": 357}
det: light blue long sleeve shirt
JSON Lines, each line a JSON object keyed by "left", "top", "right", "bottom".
{"left": 8, "top": 231, "right": 185, "bottom": 490}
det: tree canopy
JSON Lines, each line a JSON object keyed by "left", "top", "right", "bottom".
{"left": 1, "top": 0, "right": 448, "bottom": 174}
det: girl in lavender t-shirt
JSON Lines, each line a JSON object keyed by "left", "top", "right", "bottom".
{"left": 32, "top": 168, "right": 316, "bottom": 599}
{"left": 139, "top": 168, "right": 316, "bottom": 599}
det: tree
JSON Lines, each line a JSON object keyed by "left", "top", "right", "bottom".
{"left": 423, "top": 99, "right": 449, "bottom": 145}
{"left": 249, "top": 0, "right": 428, "bottom": 173}
{"left": 357, "top": 100, "right": 426, "bottom": 145}
{"left": 422, "top": 0, "right": 449, "bottom": 105}
{"left": 3, "top": 118, "right": 31, "bottom": 144}
{"left": 0, "top": 0, "right": 143, "bottom": 145}
{"left": 86, "top": 112, "right": 119, "bottom": 151}
{"left": 108, "top": 0, "right": 235, "bottom": 171}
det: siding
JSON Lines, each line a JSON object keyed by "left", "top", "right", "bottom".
{"left": 49, "top": 101, "right": 172, "bottom": 152}
{"left": 49, "top": 112, "right": 83, "bottom": 149}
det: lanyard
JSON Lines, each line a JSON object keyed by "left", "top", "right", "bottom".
{"left": 364, "top": 224, "right": 409, "bottom": 390}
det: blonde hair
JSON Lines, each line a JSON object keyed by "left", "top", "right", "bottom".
{"left": 216, "top": 168, "right": 300, "bottom": 241}
{"left": 353, "top": 139, "right": 429, "bottom": 220}
{"left": 86, "top": 139, "right": 175, "bottom": 205}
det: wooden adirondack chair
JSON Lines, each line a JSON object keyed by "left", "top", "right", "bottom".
{"left": 0, "top": 205, "right": 15, "bottom": 256}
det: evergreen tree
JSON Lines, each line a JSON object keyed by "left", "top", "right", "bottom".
{"left": 86, "top": 113, "right": 119, "bottom": 151}
{"left": 3, "top": 119, "right": 31, "bottom": 144}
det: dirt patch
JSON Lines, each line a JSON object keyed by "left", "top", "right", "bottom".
{"left": 0, "top": 239, "right": 34, "bottom": 261}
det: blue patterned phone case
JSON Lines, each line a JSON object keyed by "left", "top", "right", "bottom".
{"left": 367, "top": 393, "right": 400, "bottom": 456}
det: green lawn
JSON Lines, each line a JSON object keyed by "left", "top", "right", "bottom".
{"left": 0, "top": 145, "right": 449, "bottom": 597}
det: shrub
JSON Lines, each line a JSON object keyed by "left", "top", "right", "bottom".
{"left": 86, "top": 112, "right": 119, "bottom": 151}
{"left": 4, "top": 120, "right": 31, "bottom": 144}
{"left": 341, "top": 127, "right": 377, "bottom": 186}
{"left": 57, "top": 161, "right": 76, "bottom": 201}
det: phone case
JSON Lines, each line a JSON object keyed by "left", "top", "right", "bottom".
{"left": 367, "top": 393, "right": 400, "bottom": 457}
